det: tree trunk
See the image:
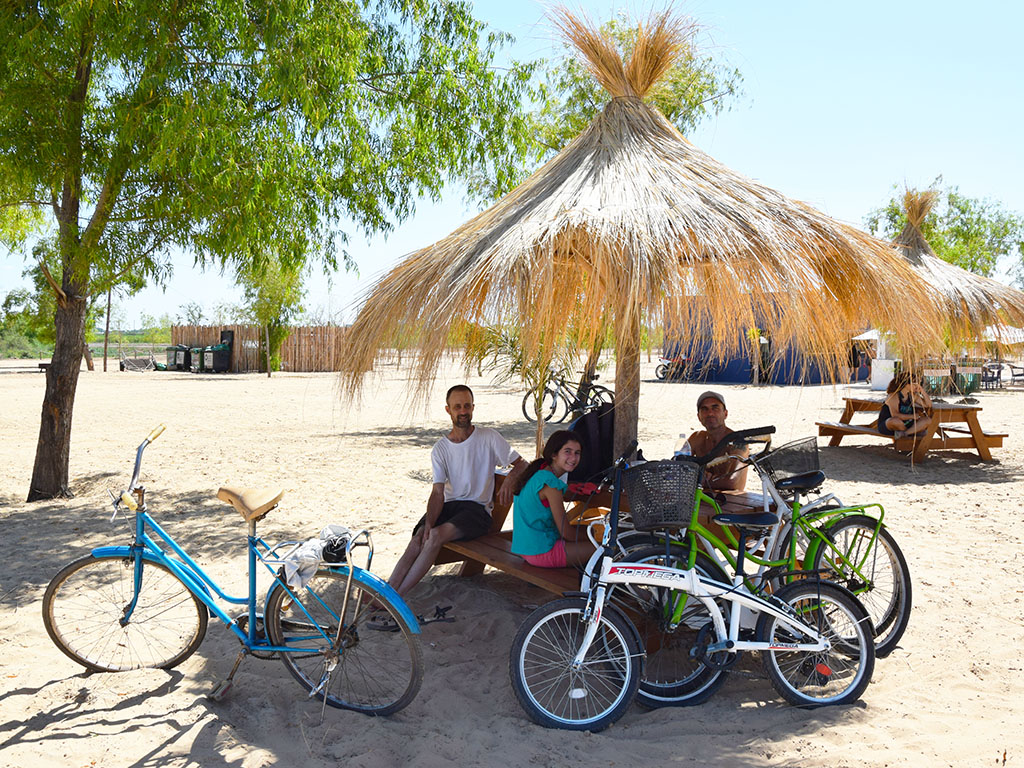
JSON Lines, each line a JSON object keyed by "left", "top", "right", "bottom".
{"left": 612, "top": 307, "right": 641, "bottom": 460}
{"left": 82, "top": 342, "right": 94, "bottom": 371}
{"left": 576, "top": 328, "right": 604, "bottom": 402}
{"left": 265, "top": 324, "right": 272, "bottom": 378}
{"left": 28, "top": 294, "right": 88, "bottom": 500}
{"left": 103, "top": 287, "right": 111, "bottom": 372}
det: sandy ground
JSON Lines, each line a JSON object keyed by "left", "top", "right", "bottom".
{"left": 1, "top": 356, "right": 1022, "bottom": 768}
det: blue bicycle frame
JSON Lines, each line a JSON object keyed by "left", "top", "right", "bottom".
{"left": 95, "top": 506, "right": 419, "bottom": 657}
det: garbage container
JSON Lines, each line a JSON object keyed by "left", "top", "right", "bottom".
{"left": 189, "top": 346, "right": 205, "bottom": 373}
{"left": 203, "top": 342, "right": 231, "bottom": 373}
{"left": 167, "top": 344, "right": 189, "bottom": 370}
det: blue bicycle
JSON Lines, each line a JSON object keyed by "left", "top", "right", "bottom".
{"left": 42, "top": 425, "right": 423, "bottom": 716}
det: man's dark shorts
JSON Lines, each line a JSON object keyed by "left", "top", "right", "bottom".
{"left": 413, "top": 500, "right": 491, "bottom": 541}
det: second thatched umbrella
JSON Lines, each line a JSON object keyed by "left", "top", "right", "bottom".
{"left": 340, "top": 9, "right": 945, "bottom": 455}
{"left": 895, "top": 188, "right": 1024, "bottom": 346}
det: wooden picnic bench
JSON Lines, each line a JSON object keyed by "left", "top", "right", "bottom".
{"left": 817, "top": 395, "right": 1006, "bottom": 461}
{"left": 435, "top": 473, "right": 765, "bottom": 595}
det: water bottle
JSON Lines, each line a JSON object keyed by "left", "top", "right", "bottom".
{"left": 673, "top": 434, "right": 692, "bottom": 459}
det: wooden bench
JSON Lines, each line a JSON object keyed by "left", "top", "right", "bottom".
{"left": 434, "top": 473, "right": 583, "bottom": 595}
{"left": 38, "top": 362, "right": 50, "bottom": 372}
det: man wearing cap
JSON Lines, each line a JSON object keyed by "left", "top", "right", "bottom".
{"left": 686, "top": 390, "right": 749, "bottom": 492}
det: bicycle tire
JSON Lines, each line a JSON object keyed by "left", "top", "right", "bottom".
{"left": 655, "top": 364, "right": 668, "bottom": 380}
{"left": 509, "top": 597, "right": 640, "bottom": 731}
{"left": 43, "top": 554, "right": 208, "bottom": 672}
{"left": 521, "top": 388, "right": 560, "bottom": 423}
{"left": 811, "top": 515, "right": 911, "bottom": 658}
{"left": 757, "top": 581, "right": 875, "bottom": 707}
{"left": 588, "top": 384, "right": 615, "bottom": 406}
{"left": 617, "top": 544, "right": 731, "bottom": 707}
{"left": 265, "top": 569, "right": 422, "bottom": 716}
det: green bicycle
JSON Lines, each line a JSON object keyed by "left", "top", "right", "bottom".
{"left": 607, "top": 428, "right": 909, "bottom": 690}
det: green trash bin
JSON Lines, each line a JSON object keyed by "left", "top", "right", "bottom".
{"left": 189, "top": 346, "right": 204, "bottom": 373}
{"left": 203, "top": 343, "right": 231, "bottom": 373}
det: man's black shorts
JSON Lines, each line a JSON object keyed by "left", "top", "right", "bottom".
{"left": 413, "top": 499, "right": 491, "bottom": 541}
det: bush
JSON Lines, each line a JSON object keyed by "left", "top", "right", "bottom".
{"left": 0, "top": 327, "right": 51, "bottom": 359}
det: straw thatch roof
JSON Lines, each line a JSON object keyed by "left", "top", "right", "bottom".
{"left": 340, "top": 8, "right": 946, "bottom": 454}
{"left": 895, "top": 188, "right": 1024, "bottom": 343}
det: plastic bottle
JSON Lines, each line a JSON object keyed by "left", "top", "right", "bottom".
{"left": 672, "top": 434, "right": 692, "bottom": 458}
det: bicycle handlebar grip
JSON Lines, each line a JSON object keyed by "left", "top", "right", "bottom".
{"left": 146, "top": 423, "right": 167, "bottom": 443}
{"left": 730, "top": 426, "right": 776, "bottom": 442}
{"left": 120, "top": 491, "right": 139, "bottom": 511}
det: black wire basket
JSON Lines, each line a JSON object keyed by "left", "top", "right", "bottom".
{"left": 620, "top": 460, "right": 699, "bottom": 532}
{"left": 757, "top": 437, "right": 819, "bottom": 485}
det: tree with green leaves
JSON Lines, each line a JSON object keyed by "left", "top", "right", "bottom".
{"left": 1, "top": 0, "right": 534, "bottom": 500}
{"left": 866, "top": 178, "right": 1024, "bottom": 283}
{"left": 236, "top": 258, "right": 305, "bottom": 376}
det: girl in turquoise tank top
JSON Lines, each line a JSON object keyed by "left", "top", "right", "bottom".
{"left": 511, "top": 430, "right": 595, "bottom": 568}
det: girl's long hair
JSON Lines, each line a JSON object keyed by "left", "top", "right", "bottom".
{"left": 887, "top": 371, "right": 911, "bottom": 394}
{"left": 513, "top": 430, "right": 583, "bottom": 496}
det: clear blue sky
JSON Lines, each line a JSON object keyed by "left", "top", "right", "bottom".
{"left": 3, "top": 0, "right": 1022, "bottom": 328}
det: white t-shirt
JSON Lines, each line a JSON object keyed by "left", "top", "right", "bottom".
{"left": 431, "top": 427, "right": 520, "bottom": 512}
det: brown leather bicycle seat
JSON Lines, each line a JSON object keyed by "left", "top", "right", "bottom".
{"left": 217, "top": 486, "right": 284, "bottom": 521}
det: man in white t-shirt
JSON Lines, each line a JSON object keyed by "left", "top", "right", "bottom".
{"left": 384, "top": 384, "right": 525, "bottom": 602}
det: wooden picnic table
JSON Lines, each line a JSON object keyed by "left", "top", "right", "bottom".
{"left": 817, "top": 395, "right": 1006, "bottom": 461}
{"left": 436, "top": 473, "right": 764, "bottom": 595}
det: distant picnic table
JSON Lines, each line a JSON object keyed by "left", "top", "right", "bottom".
{"left": 817, "top": 395, "right": 1006, "bottom": 461}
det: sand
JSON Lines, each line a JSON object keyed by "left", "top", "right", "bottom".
{"left": 1, "top": 356, "right": 1021, "bottom": 767}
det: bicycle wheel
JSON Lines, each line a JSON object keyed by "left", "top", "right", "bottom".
{"left": 617, "top": 544, "right": 730, "bottom": 707}
{"left": 812, "top": 515, "right": 911, "bottom": 658}
{"left": 43, "top": 554, "right": 208, "bottom": 672}
{"left": 757, "top": 581, "right": 874, "bottom": 707}
{"left": 521, "top": 388, "right": 560, "bottom": 423}
{"left": 509, "top": 597, "right": 640, "bottom": 731}
{"left": 588, "top": 384, "right": 615, "bottom": 405}
{"left": 265, "top": 570, "right": 422, "bottom": 716}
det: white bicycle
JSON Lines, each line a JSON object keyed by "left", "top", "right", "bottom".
{"left": 508, "top": 443, "right": 875, "bottom": 731}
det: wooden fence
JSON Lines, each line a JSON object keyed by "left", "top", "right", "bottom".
{"left": 170, "top": 324, "right": 348, "bottom": 373}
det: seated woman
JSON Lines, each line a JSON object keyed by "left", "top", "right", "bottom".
{"left": 511, "top": 430, "right": 595, "bottom": 568}
{"left": 878, "top": 372, "right": 932, "bottom": 439}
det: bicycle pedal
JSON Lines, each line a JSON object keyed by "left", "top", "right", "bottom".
{"left": 208, "top": 680, "right": 233, "bottom": 702}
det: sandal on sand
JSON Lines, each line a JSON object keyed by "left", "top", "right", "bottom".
{"left": 366, "top": 612, "right": 399, "bottom": 632}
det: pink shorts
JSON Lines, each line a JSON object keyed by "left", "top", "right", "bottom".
{"left": 523, "top": 539, "right": 567, "bottom": 568}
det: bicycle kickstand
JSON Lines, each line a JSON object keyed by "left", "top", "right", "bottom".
{"left": 208, "top": 650, "right": 247, "bottom": 702}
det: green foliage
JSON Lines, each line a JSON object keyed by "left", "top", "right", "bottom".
{"left": 178, "top": 302, "right": 205, "bottom": 326}
{"left": 0, "top": 0, "right": 535, "bottom": 343}
{"left": 236, "top": 258, "right": 305, "bottom": 371}
{"left": 866, "top": 178, "right": 1024, "bottom": 282}
{"left": 468, "top": 14, "right": 742, "bottom": 201}
{"left": 0, "top": 288, "right": 50, "bottom": 358}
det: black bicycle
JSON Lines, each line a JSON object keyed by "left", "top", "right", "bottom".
{"left": 521, "top": 370, "right": 614, "bottom": 423}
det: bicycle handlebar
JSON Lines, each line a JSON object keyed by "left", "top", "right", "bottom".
{"left": 147, "top": 423, "right": 166, "bottom": 443}
{"left": 681, "top": 426, "right": 776, "bottom": 467}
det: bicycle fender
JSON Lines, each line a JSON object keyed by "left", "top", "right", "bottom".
{"left": 89, "top": 546, "right": 215, "bottom": 602}
{"left": 327, "top": 566, "right": 421, "bottom": 634}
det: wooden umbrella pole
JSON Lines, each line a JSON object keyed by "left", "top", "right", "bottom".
{"left": 613, "top": 304, "right": 641, "bottom": 459}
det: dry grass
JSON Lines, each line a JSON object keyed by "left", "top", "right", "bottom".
{"left": 896, "top": 188, "right": 1024, "bottom": 346}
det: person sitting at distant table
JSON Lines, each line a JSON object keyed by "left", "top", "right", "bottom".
{"left": 877, "top": 372, "right": 932, "bottom": 439}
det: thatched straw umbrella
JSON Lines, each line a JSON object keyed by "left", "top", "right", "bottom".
{"left": 895, "top": 188, "right": 1024, "bottom": 347}
{"left": 340, "top": 8, "right": 945, "bottom": 456}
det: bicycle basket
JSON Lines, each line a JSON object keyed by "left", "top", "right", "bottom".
{"left": 757, "top": 437, "right": 819, "bottom": 484}
{"left": 620, "top": 460, "right": 699, "bottom": 532}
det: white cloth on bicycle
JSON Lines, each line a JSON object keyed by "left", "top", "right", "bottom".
{"left": 431, "top": 427, "right": 520, "bottom": 513}
{"left": 281, "top": 538, "right": 325, "bottom": 589}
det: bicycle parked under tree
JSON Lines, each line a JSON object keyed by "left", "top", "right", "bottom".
{"left": 522, "top": 369, "right": 614, "bottom": 423}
